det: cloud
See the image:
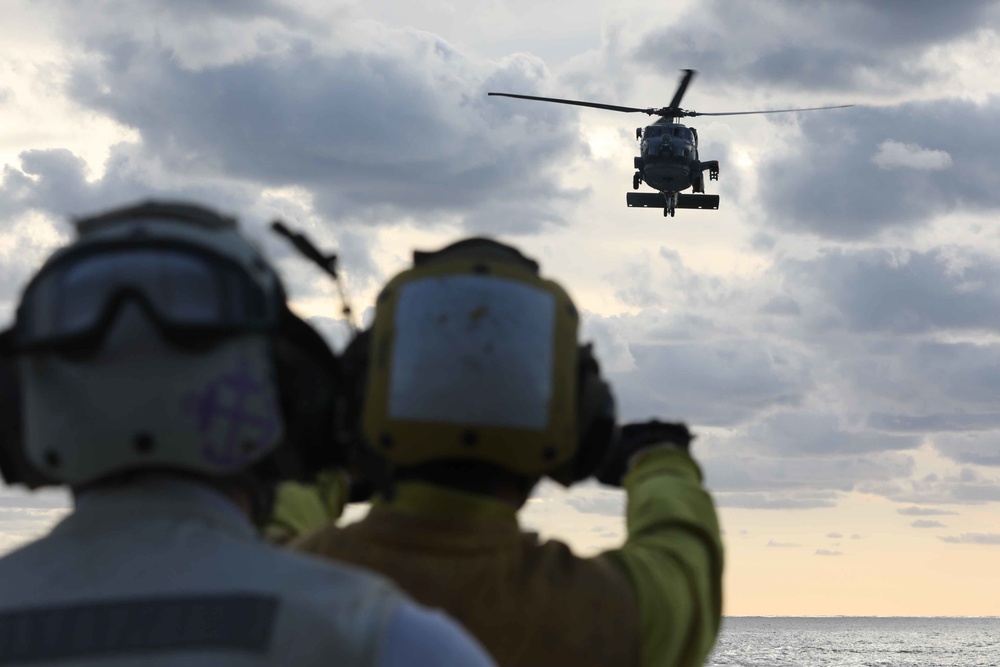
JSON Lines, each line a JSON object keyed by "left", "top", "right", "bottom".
{"left": 931, "top": 433, "right": 1000, "bottom": 467}
{"left": 816, "top": 549, "right": 844, "bottom": 556}
{"left": 616, "top": 340, "right": 812, "bottom": 426}
{"left": 851, "top": 534, "right": 862, "bottom": 539}
{"left": 758, "top": 100, "right": 1000, "bottom": 238}
{"left": 746, "top": 411, "right": 920, "bottom": 456}
{"left": 896, "top": 506, "right": 959, "bottom": 516}
{"left": 564, "top": 492, "right": 625, "bottom": 517}
{"left": 766, "top": 540, "right": 801, "bottom": 548}
{"left": 869, "top": 412, "right": 1000, "bottom": 433}
{"left": 911, "top": 520, "right": 946, "bottom": 528}
{"left": 939, "top": 533, "right": 1000, "bottom": 545}
{"left": 860, "top": 467, "right": 1000, "bottom": 505}
{"left": 714, "top": 492, "right": 839, "bottom": 510}
{"left": 844, "top": 342, "right": 1000, "bottom": 418}
{"left": 55, "top": 19, "right": 588, "bottom": 234}
{"left": 826, "top": 532, "right": 842, "bottom": 538}
{"left": 783, "top": 247, "right": 1000, "bottom": 335}
{"left": 0, "top": 146, "right": 384, "bottom": 318}
{"left": 633, "top": 1, "right": 999, "bottom": 95}
{"left": 602, "top": 247, "right": 741, "bottom": 313}
{"left": 703, "top": 450, "right": 914, "bottom": 495}
{"left": 0, "top": 486, "right": 70, "bottom": 510}
{"left": 760, "top": 295, "right": 802, "bottom": 317}
{"left": 0, "top": 496, "right": 70, "bottom": 556}
{"left": 873, "top": 140, "right": 953, "bottom": 171}
{"left": 0, "top": 146, "right": 263, "bottom": 226}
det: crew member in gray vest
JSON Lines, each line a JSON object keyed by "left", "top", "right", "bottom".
{"left": 0, "top": 201, "right": 494, "bottom": 667}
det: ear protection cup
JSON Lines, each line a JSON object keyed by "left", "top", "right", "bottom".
{"left": 548, "top": 343, "right": 618, "bottom": 485}
{"left": 0, "top": 330, "right": 26, "bottom": 485}
{"left": 255, "top": 308, "right": 348, "bottom": 483}
{"left": 337, "top": 329, "right": 387, "bottom": 501}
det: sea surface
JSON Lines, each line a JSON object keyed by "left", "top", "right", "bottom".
{"left": 707, "top": 617, "right": 999, "bottom": 667}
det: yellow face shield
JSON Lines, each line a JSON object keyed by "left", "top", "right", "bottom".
{"left": 362, "top": 257, "right": 580, "bottom": 477}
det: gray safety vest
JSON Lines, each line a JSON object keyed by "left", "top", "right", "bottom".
{"left": 0, "top": 479, "right": 403, "bottom": 666}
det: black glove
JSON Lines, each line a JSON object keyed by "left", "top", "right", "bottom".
{"left": 596, "top": 420, "right": 693, "bottom": 487}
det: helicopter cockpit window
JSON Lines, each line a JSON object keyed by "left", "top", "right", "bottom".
{"left": 674, "top": 127, "right": 692, "bottom": 141}
{"left": 645, "top": 127, "right": 662, "bottom": 138}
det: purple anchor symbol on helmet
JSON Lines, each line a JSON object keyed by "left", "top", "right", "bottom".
{"left": 183, "top": 357, "right": 281, "bottom": 470}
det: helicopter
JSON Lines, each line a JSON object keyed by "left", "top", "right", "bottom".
{"left": 489, "top": 69, "right": 853, "bottom": 217}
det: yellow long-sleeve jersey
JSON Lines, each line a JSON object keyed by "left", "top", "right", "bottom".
{"left": 270, "top": 448, "right": 724, "bottom": 667}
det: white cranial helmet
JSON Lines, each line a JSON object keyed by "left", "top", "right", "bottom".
{"left": 10, "top": 201, "right": 294, "bottom": 487}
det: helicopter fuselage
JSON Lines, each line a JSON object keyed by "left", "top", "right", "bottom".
{"left": 637, "top": 121, "right": 701, "bottom": 193}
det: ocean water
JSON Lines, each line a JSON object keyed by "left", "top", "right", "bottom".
{"left": 708, "top": 617, "right": 1000, "bottom": 667}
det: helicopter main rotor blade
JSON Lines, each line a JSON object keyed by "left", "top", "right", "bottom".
{"left": 488, "top": 92, "right": 653, "bottom": 115}
{"left": 686, "top": 104, "right": 855, "bottom": 117}
{"left": 667, "top": 69, "right": 696, "bottom": 111}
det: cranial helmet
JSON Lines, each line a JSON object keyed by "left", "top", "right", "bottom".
{"left": 0, "top": 201, "right": 346, "bottom": 497}
{"left": 346, "top": 237, "right": 617, "bottom": 486}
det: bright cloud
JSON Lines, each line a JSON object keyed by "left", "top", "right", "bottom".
{"left": 873, "top": 140, "right": 954, "bottom": 171}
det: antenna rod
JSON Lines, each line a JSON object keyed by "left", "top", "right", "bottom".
{"left": 271, "top": 220, "right": 359, "bottom": 337}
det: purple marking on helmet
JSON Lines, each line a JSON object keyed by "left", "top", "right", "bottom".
{"left": 183, "top": 357, "right": 280, "bottom": 469}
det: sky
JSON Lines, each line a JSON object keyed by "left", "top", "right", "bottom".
{"left": 2, "top": 0, "right": 1000, "bottom": 616}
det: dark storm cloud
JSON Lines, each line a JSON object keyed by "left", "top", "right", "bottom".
{"left": 634, "top": 0, "right": 998, "bottom": 94}
{"left": 896, "top": 506, "right": 958, "bottom": 516}
{"left": 939, "top": 533, "right": 1000, "bottom": 545}
{"left": 784, "top": 247, "right": 1000, "bottom": 334}
{"left": 61, "top": 28, "right": 587, "bottom": 233}
{"left": 757, "top": 100, "right": 1000, "bottom": 239}
{"left": 911, "top": 520, "right": 945, "bottom": 528}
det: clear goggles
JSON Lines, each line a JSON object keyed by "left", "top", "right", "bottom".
{"left": 15, "top": 241, "right": 282, "bottom": 353}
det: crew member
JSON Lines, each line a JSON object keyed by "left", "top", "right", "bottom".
{"left": 281, "top": 238, "right": 724, "bottom": 667}
{"left": 0, "top": 201, "right": 494, "bottom": 666}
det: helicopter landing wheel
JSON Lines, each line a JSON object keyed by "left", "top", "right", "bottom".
{"left": 633, "top": 173, "right": 641, "bottom": 190}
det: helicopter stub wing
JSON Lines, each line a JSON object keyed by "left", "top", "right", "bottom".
{"left": 627, "top": 193, "right": 720, "bottom": 210}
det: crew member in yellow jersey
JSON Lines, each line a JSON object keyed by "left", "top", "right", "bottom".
{"left": 272, "top": 238, "right": 724, "bottom": 667}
